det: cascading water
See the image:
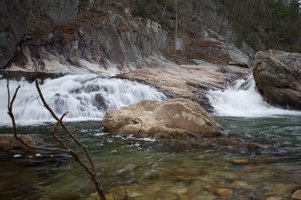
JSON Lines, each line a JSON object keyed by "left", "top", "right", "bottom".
{"left": 0, "top": 74, "right": 165, "bottom": 126}
{"left": 207, "top": 76, "right": 301, "bottom": 117}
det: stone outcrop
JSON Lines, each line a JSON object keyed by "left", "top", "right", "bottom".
{"left": 0, "top": 134, "right": 42, "bottom": 152}
{"left": 253, "top": 50, "right": 301, "bottom": 109}
{"left": 119, "top": 62, "right": 250, "bottom": 111}
{"left": 0, "top": 0, "right": 253, "bottom": 73}
{"left": 103, "top": 98, "right": 223, "bottom": 143}
{"left": 0, "top": 0, "right": 168, "bottom": 73}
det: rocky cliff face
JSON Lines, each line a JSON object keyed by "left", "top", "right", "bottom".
{"left": 0, "top": 0, "right": 254, "bottom": 73}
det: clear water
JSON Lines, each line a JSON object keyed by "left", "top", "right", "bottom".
{"left": 0, "top": 117, "right": 300, "bottom": 200}
{"left": 1, "top": 75, "right": 301, "bottom": 200}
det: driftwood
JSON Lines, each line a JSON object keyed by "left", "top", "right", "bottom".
{"left": 6, "top": 80, "right": 107, "bottom": 200}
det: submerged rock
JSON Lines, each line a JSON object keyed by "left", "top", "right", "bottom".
{"left": 103, "top": 98, "right": 223, "bottom": 143}
{"left": 292, "top": 189, "right": 301, "bottom": 200}
{"left": 253, "top": 50, "right": 301, "bottom": 109}
{"left": 266, "top": 196, "right": 285, "bottom": 200}
{"left": 215, "top": 188, "right": 233, "bottom": 197}
{"left": 204, "top": 184, "right": 233, "bottom": 198}
{"left": 0, "top": 134, "right": 41, "bottom": 152}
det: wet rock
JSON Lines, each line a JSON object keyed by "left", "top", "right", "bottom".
{"left": 169, "top": 186, "right": 188, "bottom": 195}
{"left": 0, "top": 134, "right": 42, "bottom": 152}
{"left": 292, "top": 189, "right": 301, "bottom": 200}
{"left": 204, "top": 184, "right": 233, "bottom": 198}
{"left": 232, "top": 181, "right": 253, "bottom": 189}
{"left": 265, "top": 196, "right": 285, "bottom": 200}
{"left": 216, "top": 188, "right": 233, "bottom": 197}
{"left": 228, "top": 158, "right": 250, "bottom": 165}
{"left": 103, "top": 98, "right": 223, "bottom": 143}
{"left": 253, "top": 50, "right": 301, "bottom": 109}
{"left": 268, "top": 183, "right": 293, "bottom": 195}
{"left": 120, "top": 64, "right": 249, "bottom": 111}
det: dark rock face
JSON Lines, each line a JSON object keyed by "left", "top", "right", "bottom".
{"left": 0, "top": 0, "right": 25, "bottom": 68}
{"left": 253, "top": 50, "right": 301, "bottom": 109}
{"left": 40, "top": 0, "right": 79, "bottom": 25}
{"left": 0, "top": 0, "right": 168, "bottom": 72}
{"left": 0, "top": 0, "right": 253, "bottom": 72}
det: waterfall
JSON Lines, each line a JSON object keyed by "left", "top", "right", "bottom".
{"left": 0, "top": 74, "right": 166, "bottom": 126}
{"left": 207, "top": 76, "right": 301, "bottom": 117}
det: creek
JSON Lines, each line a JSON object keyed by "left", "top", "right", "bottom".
{"left": 0, "top": 74, "right": 300, "bottom": 199}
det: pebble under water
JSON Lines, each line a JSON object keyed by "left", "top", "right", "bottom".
{"left": 0, "top": 116, "right": 301, "bottom": 200}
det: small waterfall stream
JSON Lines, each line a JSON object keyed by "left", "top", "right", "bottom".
{"left": 0, "top": 74, "right": 165, "bottom": 126}
{"left": 207, "top": 76, "right": 301, "bottom": 117}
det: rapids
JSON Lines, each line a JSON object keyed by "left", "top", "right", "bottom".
{"left": 0, "top": 74, "right": 165, "bottom": 126}
{"left": 207, "top": 76, "right": 301, "bottom": 117}
{"left": 0, "top": 74, "right": 301, "bottom": 199}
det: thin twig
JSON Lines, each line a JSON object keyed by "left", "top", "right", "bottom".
{"left": 35, "top": 80, "right": 106, "bottom": 200}
{"left": 7, "top": 80, "right": 106, "bottom": 200}
{"left": 6, "top": 81, "right": 69, "bottom": 154}
{"left": 35, "top": 80, "right": 97, "bottom": 172}
{"left": 50, "top": 112, "right": 70, "bottom": 150}
{"left": 48, "top": 112, "right": 105, "bottom": 198}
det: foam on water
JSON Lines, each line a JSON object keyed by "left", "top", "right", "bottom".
{"left": 207, "top": 76, "right": 301, "bottom": 117}
{"left": 0, "top": 74, "right": 165, "bottom": 126}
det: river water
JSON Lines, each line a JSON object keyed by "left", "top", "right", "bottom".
{"left": 0, "top": 75, "right": 301, "bottom": 200}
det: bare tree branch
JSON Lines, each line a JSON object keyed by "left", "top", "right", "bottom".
{"left": 35, "top": 79, "right": 106, "bottom": 200}
{"left": 35, "top": 80, "right": 98, "bottom": 173}
{"left": 6, "top": 81, "right": 69, "bottom": 154}
{"left": 7, "top": 80, "right": 107, "bottom": 200}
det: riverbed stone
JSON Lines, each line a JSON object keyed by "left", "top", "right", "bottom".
{"left": 216, "top": 188, "right": 233, "bottom": 197}
{"left": 253, "top": 50, "right": 301, "bottom": 109}
{"left": 0, "top": 134, "right": 39, "bottom": 152}
{"left": 103, "top": 98, "right": 223, "bottom": 143}
{"left": 204, "top": 184, "right": 233, "bottom": 198}
{"left": 265, "top": 196, "right": 284, "bottom": 200}
{"left": 292, "top": 189, "right": 301, "bottom": 200}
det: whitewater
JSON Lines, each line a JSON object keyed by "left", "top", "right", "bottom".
{"left": 0, "top": 74, "right": 165, "bottom": 126}
{"left": 207, "top": 76, "right": 301, "bottom": 117}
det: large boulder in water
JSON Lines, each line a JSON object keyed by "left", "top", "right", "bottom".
{"left": 103, "top": 98, "right": 223, "bottom": 143}
{"left": 253, "top": 50, "right": 301, "bottom": 109}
